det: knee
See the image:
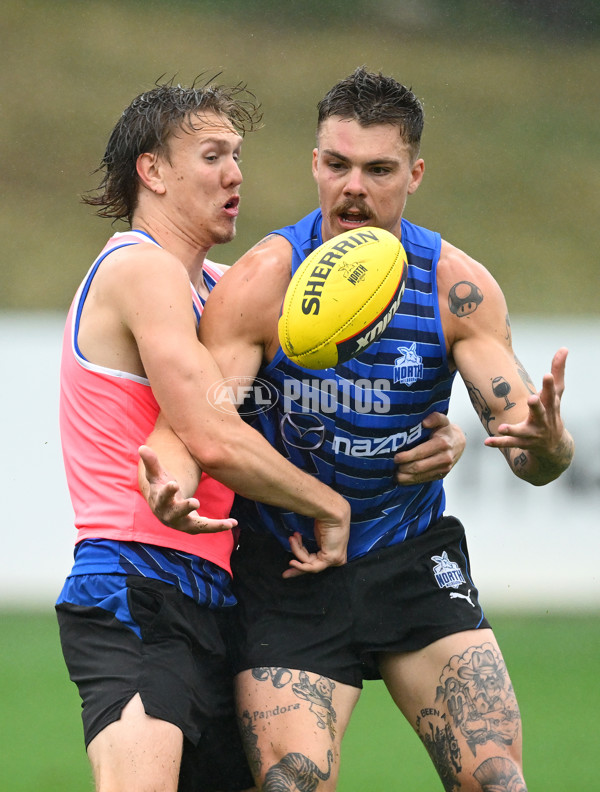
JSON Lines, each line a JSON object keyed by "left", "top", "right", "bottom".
{"left": 260, "top": 749, "right": 337, "bottom": 792}
{"left": 467, "top": 755, "right": 527, "bottom": 791}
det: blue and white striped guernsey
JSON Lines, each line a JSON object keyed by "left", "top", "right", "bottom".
{"left": 233, "top": 209, "right": 457, "bottom": 561}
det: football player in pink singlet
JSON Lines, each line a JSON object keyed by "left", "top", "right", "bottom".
{"left": 56, "top": 77, "right": 354, "bottom": 792}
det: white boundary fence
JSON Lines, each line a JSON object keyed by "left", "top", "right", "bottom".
{"left": 1, "top": 313, "right": 598, "bottom": 610}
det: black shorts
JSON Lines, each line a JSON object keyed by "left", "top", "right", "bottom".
{"left": 56, "top": 576, "right": 253, "bottom": 792}
{"left": 229, "top": 516, "right": 490, "bottom": 688}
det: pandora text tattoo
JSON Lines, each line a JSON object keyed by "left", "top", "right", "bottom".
{"left": 251, "top": 667, "right": 337, "bottom": 738}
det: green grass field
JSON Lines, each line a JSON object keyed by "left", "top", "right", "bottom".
{"left": 2, "top": 608, "right": 598, "bottom": 790}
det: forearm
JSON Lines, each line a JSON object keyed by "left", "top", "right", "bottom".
{"left": 190, "top": 419, "right": 349, "bottom": 522}
{"left": 139, "top": 419, "right": 202, "bottom": 501}
{"left": 147, "top": 408, "right": 349, "bottom": 523}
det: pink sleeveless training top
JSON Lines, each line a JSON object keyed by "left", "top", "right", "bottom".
{"left": 59, "top": 230, "right": 235, "bottom": 574}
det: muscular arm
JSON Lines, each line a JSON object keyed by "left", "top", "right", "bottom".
{"left": 138, "top": 237, "right": 350, "bottom": 569}
{"left": 439, "top": 241, "right": 573, "bottom": 486}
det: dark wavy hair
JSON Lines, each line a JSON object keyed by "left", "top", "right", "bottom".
{"left": 317, "top": 67, "right": 424, "bottom": 160}
{"left": 82, "top": 74, "right": 262, "bottom": 224}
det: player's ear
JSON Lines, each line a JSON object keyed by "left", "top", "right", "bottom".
{"left": 136, "top": 152, "right": 166, "bottom": 195}
{"left": 312, "top": 147, "right": 319, "bottom": 182}
{"left": 408, "top": 158, "right": 425, "bottom": 195}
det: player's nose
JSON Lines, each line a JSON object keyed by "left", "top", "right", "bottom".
{"left": 224, "top": 156, "right": 243, "bottom": 187}
{"left": 343, "top": 167, "right": 367, "bottom": 196}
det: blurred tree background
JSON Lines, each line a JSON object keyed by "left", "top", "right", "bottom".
{"left": 2, "top": 0, "right": 598, "bottom": 314}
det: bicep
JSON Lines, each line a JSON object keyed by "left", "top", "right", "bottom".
{"left": 441, "top": 249, "right": 534, "bottom": 438}
{"left": 117, "top": 255, "right": 239, "bottom": 440}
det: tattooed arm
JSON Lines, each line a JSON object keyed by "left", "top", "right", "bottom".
{"left": 439, "top": 241, "right": 574, "bottom": 486}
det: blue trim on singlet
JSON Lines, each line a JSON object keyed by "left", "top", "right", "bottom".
{"left": 232, "top": 209, "right": 456, "bottom": 561}
{"left": 74, "top": 242, "right": 139, "bottom": 361}
{"left": 59, "top": 237, "right": 233, "bottom": 627}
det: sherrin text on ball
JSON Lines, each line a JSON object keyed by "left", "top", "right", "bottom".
{"left": 278, "top": 227, "right": 408, "bottom": 369}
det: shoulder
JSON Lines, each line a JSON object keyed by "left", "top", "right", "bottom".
{"left": 438, "top": 239, "right": 505, "bottom": 302}
{"left": 201, "top": 234, "right": 293, "bottom": 347}
{"left": 94, "top": 241, "right": 193, "bottom": 320}
{"left": 100, "top": 239, "right": 185, "bottom": 279}
{"left": 212, "top": 234, "right": 293, "bottom": 301}
{"left": 437, "top": 239, "right": 509, "bottom": 347}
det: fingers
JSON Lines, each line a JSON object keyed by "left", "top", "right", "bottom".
{"left": 138, "top": 445, "right": 163, "bottom": 482}
{"left": 421, "top": 411, "right": 449, "bottom": 430}
{"left": 190, "top": 515, "right": 238, "bottom": 534}
{"left": 282, "top": 532, "right": 345, "bottom": 578}
{"left": 394, "top": 414, "right": 464, "bottom": 484}
{"left": 154, "top": 480, "right": 182, "bottom": 509}
{"left": 550, "top": 347, "right": 568, "bottom": 397}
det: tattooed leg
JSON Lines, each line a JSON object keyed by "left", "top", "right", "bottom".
{"left": 263, "top": 750, "right": 333, "bottom": 792}
{"left": 235, "top": 668, "right": 360, "bottom": 791}
{"left": 379, "top": 629, "right": 527, "bottom": 791}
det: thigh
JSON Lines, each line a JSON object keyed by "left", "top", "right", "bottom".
{"left": 87, "top": 692, "right": 183, "bottom": 792}
{"left": 379, "top": 629, "right": 526, "bottom": 791}
{"left": 235, "top": 667, "right": 361, "bottom": 791}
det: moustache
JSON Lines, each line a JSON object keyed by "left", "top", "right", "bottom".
{"left": 331, "top": 200, "right": 374, "bottom": 220}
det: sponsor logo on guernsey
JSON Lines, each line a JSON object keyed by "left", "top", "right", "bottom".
{"left": 394, "top": 343, "right": 424, "bottom": 386}
{"left": 332, "top": 421, "right": 423, "bottom": 457}
{"left": 431, "top": 551, "right": 466, "bottom": 590}
{"left": 280, "top": 413, "right": 326, "bottom": 451}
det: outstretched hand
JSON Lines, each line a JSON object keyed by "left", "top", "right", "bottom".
{"left": 393, "top": 412, "right": 466, "bottom": 485}
{"left": 484, "top": 348, "right": 569, "bottom": 454}
{"left": 484, "top": 348, "right": 574, "bottom": 483}
{"left": 138, "top": 445, "right": 237, "bottom": 534}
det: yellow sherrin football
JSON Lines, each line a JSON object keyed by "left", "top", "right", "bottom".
{"left": 278, "top": 227, "right": 408, "bottom": 369}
